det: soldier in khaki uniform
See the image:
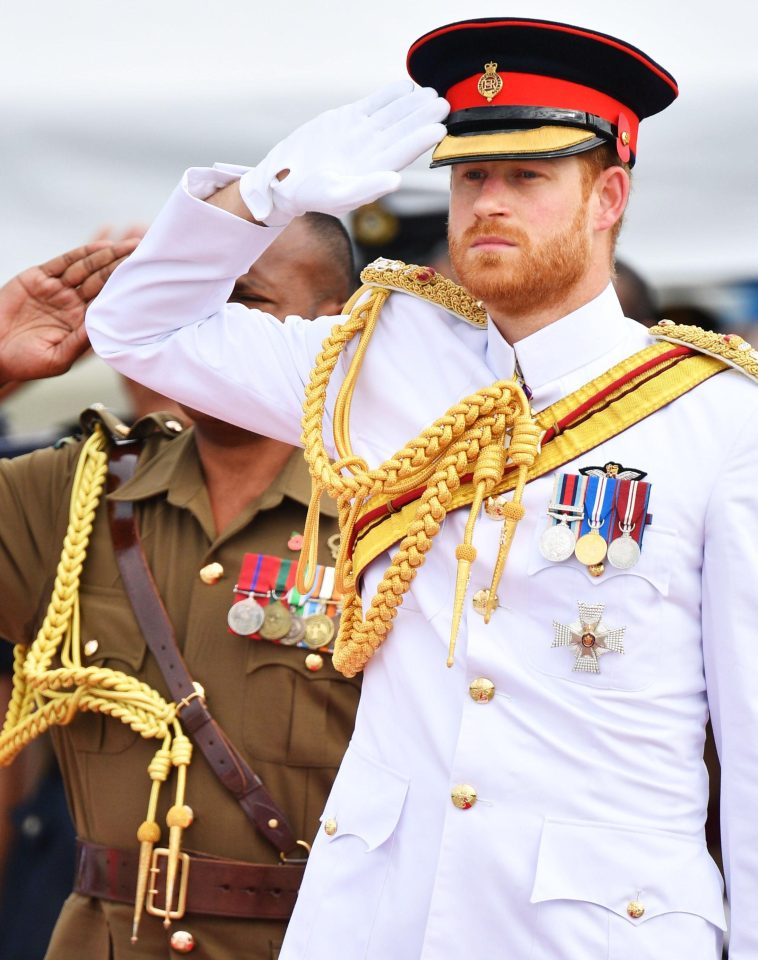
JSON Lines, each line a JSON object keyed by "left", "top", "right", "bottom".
{"left": 0, "top": 214, "right": 359, "bottom": 959}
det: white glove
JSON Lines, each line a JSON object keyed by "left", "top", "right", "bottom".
{"left": 239, "top": 80, "right": 449, "bottom": 227}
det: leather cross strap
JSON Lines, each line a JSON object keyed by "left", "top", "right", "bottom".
{"left": 106, "top": 441, "right": 300, "bottom": 859}
{"left": 74, "top": 839, "right": 303, "bottom": 920}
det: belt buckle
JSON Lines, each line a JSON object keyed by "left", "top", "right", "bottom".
{"left": 145, "top": 847, "right": 190, "bottom": 921}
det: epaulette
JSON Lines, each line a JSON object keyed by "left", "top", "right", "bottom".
{"left": 650, "top": 321, "right": 758, "bottom": 384}
{"left": 79, "top": 403, "right": 186, "bottom": 443}
{"left": 359, "top": 258, "right": 487, "bottom": 329}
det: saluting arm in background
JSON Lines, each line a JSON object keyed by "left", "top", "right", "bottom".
{"left": 0, "top": 239, "right": 137, "bottom": 386}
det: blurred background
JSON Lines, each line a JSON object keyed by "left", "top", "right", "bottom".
{"left": 0, "top": 0, "right": 757, "bottom": 437}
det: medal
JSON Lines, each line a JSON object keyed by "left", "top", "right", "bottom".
{"left": 258, "top": 559, "right": 296, "bottom": 640}
{"left": 303, "top": 565, "right": 336, "bottom": 649}
{"left": 304, "top": 614, "right": 335, "bottom": 649}
{"left": 574, "top": 530, "right": 607, "bottom": 566}
{"left": 552, "top": 601, "right": 626, "bottom": 674}
{"left": 281, "top": 614, "right": 306, "bottom": 646}
{"left": 227, "top": 597, "right": 265, "bottom": 636}
{"left": 607, "top": 478, "right": 650, "bottom": 570}
{"left": 540, "top": 521, "right": 578, "bottom": 562}
{"left": 228, "top": 554, "right": 268, "bottom": 636}
{"left": 607, "top": 534, "right": 640, "bottom": 569}
{"left": 539, "top": 473, "right": 586, "bottom": 562}
{"left": 574, "top": 474, "right": 615, "bottom": 569}
{"left": 260, "top": 600, "right": 292, "bottom": 640}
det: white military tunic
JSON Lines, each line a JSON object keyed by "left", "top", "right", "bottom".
{"left": 87, "top": 168, "right": 758, "bottom": 959}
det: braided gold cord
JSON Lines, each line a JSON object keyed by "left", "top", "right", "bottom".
{"left": 651, "top": 321, "right": 758, "bottom": 381}
{"left": 299, "top": 283, "right": 540, "bottom": 677}
{"left": 0, "top": 426, "right": 180, "bottom": 765}
{"left": 360, "top": 259, "right": 488, "bottom": 328}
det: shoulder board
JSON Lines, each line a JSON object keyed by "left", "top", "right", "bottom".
{"left": 359, "top": 258, "right": 487, "bottom": 329}
{"left": 650, "top": 321, "right": 758, "bottom": 384}
{"left": 79, "top": 404, "right": 186, "bottom": 443}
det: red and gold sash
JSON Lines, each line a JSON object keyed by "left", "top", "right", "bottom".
{"left": 350, "top": 341, "right": 726, "bottom": 581}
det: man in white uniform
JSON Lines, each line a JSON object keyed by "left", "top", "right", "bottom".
{"left": 87, "top": 18, "right": 757, "bottom": 959}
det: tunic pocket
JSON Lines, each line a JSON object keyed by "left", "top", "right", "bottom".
{"left": 243, "top": 641, "right": 360, "bottom": 767}
{"left": 523, "top": 525, "right": 678, "bottom": 691}
{"left": 281, "top": 746, "right": 409, "bottom": 958}
{"left": 65, "top": 588, "right": 148, "bottom": 755}
{"left": 529, "top": 818, "right": 725, "bottom": 960}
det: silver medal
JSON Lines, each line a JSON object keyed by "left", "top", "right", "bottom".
{"left": 227, "top": 597, "right": 265, "bottom": 636}
{"left": 607, "top": 533, "right": 641, "bottom": 570}
{"left": 280, "top": 615, "right": 306, "bottom": 646}
{"left": 539, "top": 521, "right": 576, "bottom": 562}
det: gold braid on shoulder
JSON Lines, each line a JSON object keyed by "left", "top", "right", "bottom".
{"left": 651, "top": 320, "right": 758, "bottom": 382}
{"left": 298, "top": 262, "right": 542, "bottom": 678}
{"left": 0, "top": 425, "right": 193, "bottom": 942}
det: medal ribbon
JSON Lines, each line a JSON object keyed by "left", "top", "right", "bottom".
{"left": 609, "top": 480, "right": 651, "bottom": 546}
{"left": 273, "top": 558, "right": 297, "bottom": 598}
{"left": 548, "top": 472, "right": 587, "bottom": 534}
{"left": 579, "top": 474, "right": 617, "bottom": 540}
{"left": 236, "top": 553, "right": 263, "bottom": 600}
{"left": 303, "top": 566, "right": 326, "bottom": 618}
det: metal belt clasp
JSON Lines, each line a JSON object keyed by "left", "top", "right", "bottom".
{"left": 145, "top": 847, "right": 190, "bottom": 921}
{"left": 279, "top": 839, "right": 311, "bottom": 865}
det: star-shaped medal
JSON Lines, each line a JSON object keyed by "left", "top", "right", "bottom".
{"left": 552, "top": 602, "right": 626, "bottom": 673}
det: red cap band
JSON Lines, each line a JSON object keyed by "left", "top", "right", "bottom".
{"left": 446, "top": 70, "right": 640, "bottom": 155}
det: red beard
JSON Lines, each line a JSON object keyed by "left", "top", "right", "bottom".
{"left": 449, "top": 206, "right": 591, "bottom": 319}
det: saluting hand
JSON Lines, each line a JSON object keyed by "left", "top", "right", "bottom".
{"left": 0, "top": 239, "right": 138, "bottom": 383}
{"left": 240, "top": 80, "right": 449, "bottom": 226}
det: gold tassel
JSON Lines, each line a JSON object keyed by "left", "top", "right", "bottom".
{"left": 162, "top": 732, "right": 193, "bottom": 928}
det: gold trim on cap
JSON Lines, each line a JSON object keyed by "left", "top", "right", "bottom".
{"left": 432, "top": 126, "right": 597, "bottom": 163}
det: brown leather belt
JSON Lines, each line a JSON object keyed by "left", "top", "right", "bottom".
{"left": 74, "top": 839, "right": 304, "bottom": 921}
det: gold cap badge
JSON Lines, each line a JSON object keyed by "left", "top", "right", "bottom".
{"left": 477, "top": 62, "right": 503, "bottom": 102}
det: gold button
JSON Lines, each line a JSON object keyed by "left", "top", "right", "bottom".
{"left": 199, "top": 562, "right": 224, "bottom": 584}
{"left": 305, "top": 653, "right": 324, "bottom": 672}
{"left": 621, "top": 131, "right": 631, "bottom": 146}
{"left": 469, "top": 678, "right": 495, "bottom": 703}
{"left": 627, "top": 900, "right": 645, "bottom": 919}
{"left": 451, "top": 784, "right": 477, "bottom": 810}
{"left": 268, "top": 818, "right": 279, "bottom": 829}
{"left": 472, "top": 589, "right": 498, "bottom": 616}
{"left": 83, "top": 639, "right": 99, "bottom": 657}
{"left": 169, "top": 929, "right": 196, "bottom": 953}
{"left": 323, "top": 818, "right": 338, "bottom": 836}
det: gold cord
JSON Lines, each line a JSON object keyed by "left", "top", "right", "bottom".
{"left": 0, "top": 425, "right": 193, "bottom": 942}
{"left": 298, "top": 284, "right": 541, "bottom": 676}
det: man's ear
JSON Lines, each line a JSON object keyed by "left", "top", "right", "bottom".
{"left": 593, "top": 165, "right": 630, "bottom": 235}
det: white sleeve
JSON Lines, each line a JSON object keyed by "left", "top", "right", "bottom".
{"left": 701, "top": 395, "right": 758, "bottom": 957}
{"left": 86, "top": 166, "right": 341, "bottom": 445}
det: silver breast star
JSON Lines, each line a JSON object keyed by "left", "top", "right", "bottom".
{"left": 552, "top": 601, "right": 626, "bottom": 674}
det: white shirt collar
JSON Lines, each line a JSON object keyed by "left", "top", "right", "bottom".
{"left": 484, "top": 284, "right": 626, "bottom": 393}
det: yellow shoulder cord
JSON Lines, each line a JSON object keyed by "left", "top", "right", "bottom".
{"left": 298, "top": 285, "right": 542, "bottom": 677}
{"left": 0, "top": 425, "right": 193, "bottom": 942}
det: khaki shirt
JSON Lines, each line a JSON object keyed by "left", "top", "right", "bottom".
{"left": 0, "top": 414, "right": 359, "bottom": 960}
